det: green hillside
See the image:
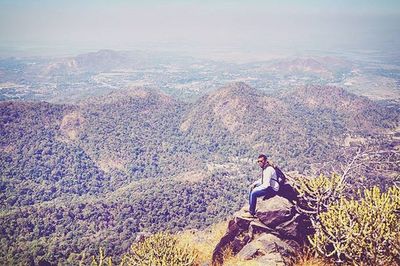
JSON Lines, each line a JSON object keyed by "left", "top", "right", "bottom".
{"left": 0, "top": 83, "right": 398, "bottom": 265}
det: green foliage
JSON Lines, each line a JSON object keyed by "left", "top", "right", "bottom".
{"left": 293, "top": 173, "right": 345, "bottom": 227}
{"left": 1, "top": 86, "right": 398, "bottom": 265}
{"left": 121, "top": 232, "right": 197, "bottom": 266}
{"left": 0, "top": 170, "right": 252, "bottom": 265}
{"left": 309, "top": 186, "right": 400, "bottom": 265}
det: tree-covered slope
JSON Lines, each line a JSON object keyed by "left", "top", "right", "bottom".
{"left": 0, "top": 82, "right": 398, "bottom": 265}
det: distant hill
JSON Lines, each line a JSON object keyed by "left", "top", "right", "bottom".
{"left": 0, "top": 82, "right": 398, "bottom": 265}
{"left": 181, "top": 82, "right": 397, "bottom": 168}
{"left": 38, "top": 49, "right": 195, "bottom": 76}
{"left": 41, "top": 50, "right": 135, "bottom": 75}
{"left": 266, "top": 56, "right": 353, "bottom": 79}
{"left": 284, "top": 85, "right": 396, "bottom": 133}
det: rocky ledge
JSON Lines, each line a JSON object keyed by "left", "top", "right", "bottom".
{"left": 212, "top": 195, "right": 312, "bottom": 265}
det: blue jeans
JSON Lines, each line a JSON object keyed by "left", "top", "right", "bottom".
{"left": 249, "top": 186, "right": 276, "bottom": 215}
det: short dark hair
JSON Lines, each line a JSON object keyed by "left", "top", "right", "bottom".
{"left": 258, "top": 154, "right": 267, "bottom": 160}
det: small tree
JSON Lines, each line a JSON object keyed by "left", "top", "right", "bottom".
{"left": 309, "top": 186, "right": 400, "bottom": 265}
{"left": 85, "top": 248, "right": 112, "bottom": 266}
{"left": 121, "top": 232, "right": 197, "bottom": 266}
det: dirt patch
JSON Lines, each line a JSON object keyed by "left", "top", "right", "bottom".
{"left": 60, "top": 111, "right": 85, "bottom": 141}
{"left": 173, "top": 170, "right": 208, "bottom": 183}
{"left": 343, "top": 134, "right": 366, "bottom": 147}
{"left": 97, "top": 157, "right": 126, "bottom": 173}
{"left": 0, "top": 145, "right": 15, "bottom": 153}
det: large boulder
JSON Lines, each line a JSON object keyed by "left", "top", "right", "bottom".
{"left": 212, "top": 195, "right": 311, "bottom": 265}
{"left": 236, "top": 233, "right": 293, "bottom": 262}
{"left": 256, "top": 196, "right": 293, "bottom": 227}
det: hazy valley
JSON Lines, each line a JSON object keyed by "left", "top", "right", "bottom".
{"left": 1, "top": 50, "right": 399, "bottom": 104}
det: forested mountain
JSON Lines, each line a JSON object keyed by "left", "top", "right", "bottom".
{"left": 0, "top": 82, "right": 398, "bottom": 265}
{"left": 182, "top": 82, "right": 398, "bottom": 171}
{"left": 1, "top": 101, "right": 112, "bottom": 207}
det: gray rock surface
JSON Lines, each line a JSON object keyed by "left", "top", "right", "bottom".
{"left": 212, "top": 194, "right": 311, "bottom": 265}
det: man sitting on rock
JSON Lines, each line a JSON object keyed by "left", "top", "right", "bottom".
{"left": 243, "top": 154, "right": 279, "bottom": 218}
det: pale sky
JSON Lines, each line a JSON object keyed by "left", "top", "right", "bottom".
{"left": 1, "top": 0, "right": 399, "bottom": 56}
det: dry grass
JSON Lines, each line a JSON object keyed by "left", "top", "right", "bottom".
{"left": 289, "top": 247, "right": 333, "bottom": 266}
{"left": 221, "top": 248, "right": 261, "bottom": 266}
{"left": 177, "top": 221, "right": 228, "bottom": 265}
{"left": 293, "top": 257, "right": 331, "bottom": 266}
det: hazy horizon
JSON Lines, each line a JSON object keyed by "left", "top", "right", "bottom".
{"left": 1, "top": 0, "right": 400, "bottom": 59}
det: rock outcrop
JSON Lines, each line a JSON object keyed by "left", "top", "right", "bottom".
{"left": 212, "top": 195, "right": 312, "bottom": 265}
